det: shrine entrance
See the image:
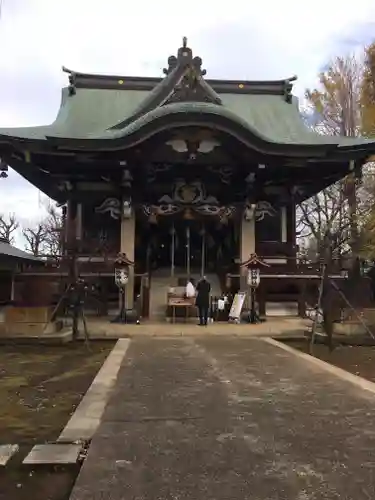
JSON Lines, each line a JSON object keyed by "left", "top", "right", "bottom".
{"left": 146, "top": 217, "right": 236, "bottom": 277}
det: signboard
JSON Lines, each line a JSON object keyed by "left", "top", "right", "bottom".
{"left": 228, "top": 292, "right": 246, "bottom": 322}
{"left": 247, "top": 268, "right": 260, "bottom": 288}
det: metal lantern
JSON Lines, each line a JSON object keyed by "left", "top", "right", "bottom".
{"left": 240, "top": 253, "right": 270, "bottom": 325}
{"left": 111, "top": 252, "right": 134, "bottom": 324}
{"left": 247, "top": 268, "right": 260, "bottom": 288}
{"left": 114, "top": 267, "right": 129, "bottom": 288}
{"left": 122, "top": 199, "right": 132, "bottom": 219}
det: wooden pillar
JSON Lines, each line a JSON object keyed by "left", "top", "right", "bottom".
{"left": 65, "top": 199, "right": 78, "bottom": 252}
{"left": 76, "top": 202, "right": 83, "bottom": 242}
{"left": 119, "top": 169, "right": 135, "bottom": 309}
{"left": 10, "top": 273, "right": 15, "bottom": 302}
{"left": 258, "top": 281, "right": 266, "bottom": 317}
{"left": 287, "top": 202, "right": 297, "bottom": 247}
{"left": 298, "top": 280, "right": 307, "bottom": 317}
{"left": 240, "top": 213, "right": 255, "bottom": 289}
{"left": 66, "top": 196, "right": 79, "bottom": 337}
{"left": 120, "top": 210, "right": 135, "bottom": 308}
{"left": 281, "top": 206, "right": 287, "bottom": 243}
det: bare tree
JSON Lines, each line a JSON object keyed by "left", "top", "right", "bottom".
{"left": 22, "top": 200, "right": 64, "bottom": 258}
{"left": 0, "top": 213, "right": 19, "bottom": 244}
{"left": 300, "top": 54, "right": 366, "bottom": 269}
{"left": 22, "top": 224, "right": 47, "bottom": 256}
{"left": 297, "top": 182, "right": 350, "bottom": 263}
{"left": 42, "top": 202, "right": 63, "bottom": 257}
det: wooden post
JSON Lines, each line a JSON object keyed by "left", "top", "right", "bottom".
{"left": 201, "top": 223, "right": 206, "bottom": 277}
{"left": 240, "top": 205, "right": 256, "bottom": 290}
{"left": 298, "top": 280, "right": 307, "bottom": 317}
{"left": 186, "top": 224, "right": 191, "bottom": 277}
{"left": 66, "top": 197, "right": 79, "bottom": 339}
{"left": 258, "top": 281, "right": 266, "bottom": 317}
{"left": 170, "top": 223, "right": 175, "bottom": 278}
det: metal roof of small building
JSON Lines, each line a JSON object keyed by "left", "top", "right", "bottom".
{"left": 0, "top": 241, "right": 42, "bottom": 262}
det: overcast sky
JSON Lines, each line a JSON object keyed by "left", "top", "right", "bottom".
{"left": 0, "top": 0, "right": 374, "bottom": 247}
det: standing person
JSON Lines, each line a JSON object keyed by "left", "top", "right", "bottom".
{"left": 185, "top": 277, "right": 195, "bottom": 299}
{"left": 195, "top": 275, "right": 211, "bottom": 326}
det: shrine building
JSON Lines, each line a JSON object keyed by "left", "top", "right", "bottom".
{"left": 1, "top": 39, "right": 375, "bottom": 319}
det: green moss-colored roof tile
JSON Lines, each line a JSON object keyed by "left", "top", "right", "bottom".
{"left": 52, "top": 87, "right": 149, "bottom": 136}
{"left": 1, "top": 83, "right": 375, "bottom": 151}
{"left": 0, "top": 87, "right": 149, "bottom": 140}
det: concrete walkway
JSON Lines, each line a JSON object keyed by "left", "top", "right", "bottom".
{"left": 70, "top": 338, "right": 375, "bottom": 500}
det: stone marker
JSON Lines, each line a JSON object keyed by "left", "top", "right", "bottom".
{"left": 23, "top": 444, "right": 82, "bottom": 465}
{"left": 0, "top": 444, "right": 19, "bottom": 465}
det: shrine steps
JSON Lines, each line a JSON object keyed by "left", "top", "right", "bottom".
{"left": 75, "top": 317, "right": 308, "bottom": 339}
{"left": 266, "top": 301, "right": 299, "bottom": 317}
{"left": 148, "top": 269, "right": 222, "bottom": 321}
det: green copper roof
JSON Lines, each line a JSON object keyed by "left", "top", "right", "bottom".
{"left": 0, "top": 87, "right": 150, "bottom": 139}
{"left": 0, "top": 38, "right": 375, "bottom": 153}
{"left": 0, "top": 85, "right": 358, "bottom": 146}
{"left": 81, "top": 98, "right": 325, "bottom": 144}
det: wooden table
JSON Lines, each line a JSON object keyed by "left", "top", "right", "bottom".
{"left": 168, "top": 297, "right": 195, "bottom": 323}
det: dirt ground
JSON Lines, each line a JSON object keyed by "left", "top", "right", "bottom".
{"left": 285, "top": 339, "right": 375, "bottom": 382}
{"left": 0, "top": 340, "right": 114, "bottom": 500}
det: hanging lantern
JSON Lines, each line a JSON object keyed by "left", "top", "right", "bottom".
{"left": 143, "top": 274, "right": 149, "bottom": 288}
{"left": 199, "top": 226, "right": 206, "bottom": 237}
{"left": 220, "top": 214, "right": 228, "bottom": 225}
{"left": 225, "top": 274, "right": 232, "bottom": 289}
{"left": 184, "top": 208, "right": 194, "bottom": 220}
{"left": 148, "top": 208, "right": 158, "bottom": 224}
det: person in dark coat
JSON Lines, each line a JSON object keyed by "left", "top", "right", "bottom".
{"left": 195, "top": 275, "right": 211, "bottom": 326}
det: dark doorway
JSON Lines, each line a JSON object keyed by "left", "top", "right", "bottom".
{"left": 144, "top": 218, "right": 236, "bottom": 274}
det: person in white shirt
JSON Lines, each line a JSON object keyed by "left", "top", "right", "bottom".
{"left": 185, "top": 278, "right": 196, "bottom": 298}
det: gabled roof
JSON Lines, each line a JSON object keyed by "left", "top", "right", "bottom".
{"left": 0, "top": 38, "right": 374, "bottom": 158}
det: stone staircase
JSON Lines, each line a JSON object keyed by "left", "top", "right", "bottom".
{"left": 149, "top": 270, "right": 171, "bottom": 322}
{"left": 149, "top": 268, "right": 222, "bottom": 321}
{"left": 265, "top": 301, "right": 299, "bottom": 317}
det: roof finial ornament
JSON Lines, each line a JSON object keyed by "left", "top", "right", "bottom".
{"left": 177, "top": 37, "right": 192, "bottom": 62}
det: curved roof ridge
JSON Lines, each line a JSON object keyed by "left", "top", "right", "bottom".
{"left": 108, "top": 64, "right": 187, "bottom": 131}
{"left": 108, "top": 40, "right": 223, "bottom": 131}
{"left": 45, "top": 101, "right": 338, "bottom": 151}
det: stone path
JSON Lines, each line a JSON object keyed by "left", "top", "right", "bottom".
{"left": 70, "top": 338, "right": 375, "bottom": 500}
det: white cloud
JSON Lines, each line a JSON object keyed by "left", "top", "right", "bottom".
{"left": 0, "top": 0, "right": 374, "bottom": 248}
